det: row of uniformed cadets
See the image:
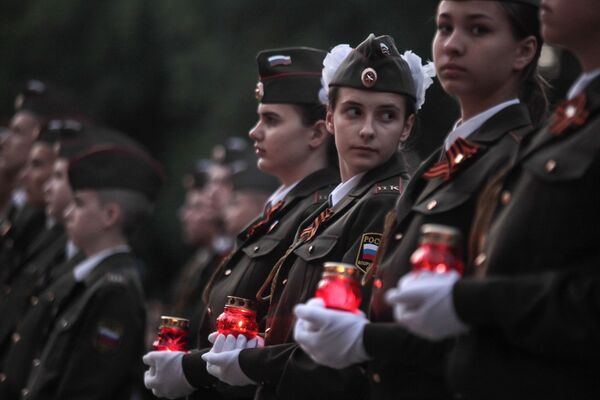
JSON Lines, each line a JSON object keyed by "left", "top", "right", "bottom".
{"left": 147, "top": 0, "right": 600, "bottom": 399}
{"left": 0, "top": 79, "right": 278, "bottom": 399}
{"left": 1, "top": 0, "right": 599, "bottom": 398}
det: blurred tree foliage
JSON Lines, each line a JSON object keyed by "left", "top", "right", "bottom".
{"left": 0, "top": 0, "right": 579, "bottom": 297}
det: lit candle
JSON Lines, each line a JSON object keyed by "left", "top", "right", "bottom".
{"left": 153, "top": 316, "right": 190, "bottom": 352}
{"left": 216, "top": 296, "right": 259, "bottom": 339}
{"left": 315, "top": 262, "right": 362, "bottom": 312}
{"left": 410, "top": 224, "right": 464, "bottom": 275}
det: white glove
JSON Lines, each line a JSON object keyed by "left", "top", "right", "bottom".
{"left": 386, "top": 270, "right": 468, "bottom": 340}
{"left": 143, "top": 351, "right": 195, "bottom": 399}
{"left": 293, "top": 298, "right": 370, "bottom": 369}
{"left": 207, "top": 331, "right": 264, "bottom": 348}
{"left": 201, "top": 334, "right": 259, "bottom": 386}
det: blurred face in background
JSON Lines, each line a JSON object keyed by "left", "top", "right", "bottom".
{"left": 179, "top": 189, "right": 220, "bottom": 246}
{"left": 204, "top": 164, "right": 233, "bottom": 217}
{"left": 43, "top": 159, "right": 73, "bottom": 223}
{"left": 0, "top": 111, "right": 41, "bottom": 176}
{"left": 224, "top": 190, "right": 268, "bottom": 236}
{"left": 20, "top": 142, "right": 56, "bottom": 206}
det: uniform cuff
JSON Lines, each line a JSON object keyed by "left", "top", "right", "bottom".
{"left": 182, "top": 349, "right": 218, "bottom": 389}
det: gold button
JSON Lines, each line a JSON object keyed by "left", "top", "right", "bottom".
{"left": 372, "top": 373, "right": 381, "bottom": 383}
{"left": 253, "top": 246, "right": 260, "bottom": 252}
{"left": 265, "top": 327, "right": 271, "bottom": 334}
{"left": 426, "top": 200, "right": 437, "bottom": 210}
{"left": 395, "top": 233, "right": 403, "bottom": 240}
{"left": 61, "top": 319, "right": 68, "bottom": 329}
{"left": 21, "top": 388, "right": 30, "bottom": 397}
{"left": 0, "top": 372, "right": 6, "bottom": 382}
{"left": 500, "top": 191, "right": 511, "bottom": 206}
{"left": 30, "top": 296, "right": 39, "bottom": 306}
{"left": 308, "top": 245, "right": 314, "bottom": 253}
{"left": 11, "top": 332, "right": 20, "bottom": 343}
{"left": 474, "top": 252, "right": 487, "bottom": 267}
{"left": 32, "top": 358, "right": 40, "bottom": 367}
{"left": 46, "top": 292, "right": 55, "bottom": 302}
{"left": 545, "top": 159, "right": 557, "bottom": 173}
{"left": 282, "top": 279, "right": 288, "bottom": 285}
{"left": 224, "top": 269, "right": 232, "bottom": 276}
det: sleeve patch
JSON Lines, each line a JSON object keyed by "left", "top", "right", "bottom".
{"left": 355, "top": 233, "right": 382, "bottom": 272}
{"left": 94, "top": 320, "right": 123, "bottom": 352}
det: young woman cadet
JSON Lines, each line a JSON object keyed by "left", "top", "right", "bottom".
{"left": 201, "top": 34, "right": 434, "bottom": 400}
{"left": 295, "top": 1, "right": 545, "bottom": 399}
{"left": 143, "top": 46, "right": 339, "bottom": 399}
{"left": 388, "top": 0, "right": 600, "bottom": 398}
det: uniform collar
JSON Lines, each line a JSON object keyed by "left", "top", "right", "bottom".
{"left": 351, "top": 153, "right": 409, "bottom": 198}
{"left": 265, "top": 181, "right": 299, "bottom": 208}
{"left": 72, "top": 244, "right": 131, "bottom": 282}
{"left": 329, "top": 172, "right": 365, "bottom": 207}
{"left": 444, "top": 99, "right": 520, "bottom": 150}
{"left": 567, "top": 68, "right": 600, "bottom": 100}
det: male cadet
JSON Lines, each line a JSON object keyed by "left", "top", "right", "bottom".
{"left": 0, "top": 120, "right": 91, "bottom": 368}
{"left": 0, "top": 80, "right": 85, "bottom": 285}
{"left": 0, "top": 144, "right": 163, "bottom": 400}
{"left": 160, "top": 159, "right": 228, "bottom": 349}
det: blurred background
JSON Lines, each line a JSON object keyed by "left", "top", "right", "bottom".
{"left": 0, "top": 0, "right": 580, "bottom": 298}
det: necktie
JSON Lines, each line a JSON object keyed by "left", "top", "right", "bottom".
{"left": 298, "top": 207, "right": 334, "bottom": 242}
{"left": 245, "top": 200, "right": 284, "bottom": 239}
{"left": 423, "top": 137, "right": 481, "bottom": 181}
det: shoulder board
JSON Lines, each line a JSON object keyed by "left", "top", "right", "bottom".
{"left": 373, "top": 176, "right": 404, "bottom": 194}
{"left": 312, "top": 187, "right": 333, "bottom": 204}
{"left": 104, "top": 272, "right": 127, "bottom": 285}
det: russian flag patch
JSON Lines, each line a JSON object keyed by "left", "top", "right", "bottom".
{"left": 268, "top": 55, "right": 292, "bottom": 67}
{"left": 355, "top": 233, "right": 382, "bottom": 272}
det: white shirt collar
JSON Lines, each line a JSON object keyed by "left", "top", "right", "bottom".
{"left": 329, "top": 173, "right": 365, "bottom": 208}
{"left": 567, "top": 68, "right": 600, "bottom": 100}
{"left": 45, "top": 217, "right": 56, "bottom": 230}
{"left": 72, "top": 245, "right": 131, "bottom": 282}
{"left": 444, "top": 99, "right": 520, "bottom": 150}
{"left": 265, "top": 180, "right": 299, "bottom": 208}
{"left": 66, "top": 240, "right": 78, "bottom": 260}
{"left": 212, "top": 235, "right": 233, "bottom": 255}
{"left": 11, "top": 189, "right": 27, "bottom": 210}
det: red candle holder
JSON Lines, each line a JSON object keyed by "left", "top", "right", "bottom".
{"left": 153, "top": 316, "right": 190, "bottom": 352}
{"left": 315, "top": 262, "right": 362, "bottom": 312}
{"left": 216, "top": 296, "right": 259, "bottom": 339}
{"left": 410, "top": 224, "right": 464, "bottom": 275}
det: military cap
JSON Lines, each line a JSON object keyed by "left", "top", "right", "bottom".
{"left": 468, "top": 0, "right": 539, "bottom": 5}
{"left": 231, "top": 154, "right": 279, "bottom": 194}
{"left": 329, "top": 34, "right": 416, "bottom": 102}
{"left": 212, "top": 136, "right": 254, "bottom": 176}
{"left": 182, "top": 159, "right": 213, "bottom": 190}
{"left": 14, "top": 79, "right": 86, "bottom": 121}
{"left": 255, "top": 47, "right": 326, "bottom": 104}
{"left": 68, "top": 145, "right": 165, "bottom": 202}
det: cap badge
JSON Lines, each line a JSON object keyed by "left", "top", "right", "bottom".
{"left": 255, "top": 81, "right": 264, "bottom": 101}
{"left": 380, "top": 43, "right": 390, "bottom": 56}
{"left": 361, "top": 68, "right": 378, "bottom": 88}
{"left": 267, "top": 55, "right": 292, "bottom": 67}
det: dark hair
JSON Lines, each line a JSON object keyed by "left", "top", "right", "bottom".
{"left": 499, "top": 3, "right": 549, "bottom": 127}
{"left": 293, "top": 103, "right": 338, "bottom": 167}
